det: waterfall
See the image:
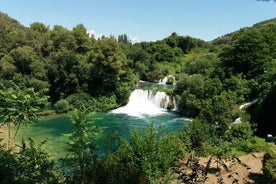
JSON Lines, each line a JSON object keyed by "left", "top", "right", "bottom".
{"left": 158, "top": 75, "right": 176, "bottom": 85}
{"left": 239, "top": 99, "right": 258, "bottom": 110}
{"left": 111, "top": 89, "right": 171, "bottom": 117}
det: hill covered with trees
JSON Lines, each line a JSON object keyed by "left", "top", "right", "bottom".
{"left": 1, "top": 11, "right": 276, "bottom": 183}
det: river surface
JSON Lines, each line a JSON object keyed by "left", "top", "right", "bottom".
{"left": 94, "top": 111, "right": 189, "bottom": 139}
{"left": 16, "top": 82, "right": 190, "bottom": 158}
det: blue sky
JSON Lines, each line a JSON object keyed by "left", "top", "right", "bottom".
{"left": 0, "top": 0, "right": 276, "bottom": 42}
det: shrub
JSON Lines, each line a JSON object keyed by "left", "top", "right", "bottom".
{"left": 66, "top": 93, "right": 118, "bottom": 112}
{"left": 263, "top": 145, "right": 276, "bottom": 183}
{"left": 100, "top": 123, "right": 185, "bottom": 183}
{"left": 166, "top": 76, "right": 175, "bottom": 85}
{"left": 54, "top": 99, "right": 70, "bottom": 113}
{"left": 66, "top": 92, "right": 94, "bottom": 110}
{"left": 231, "top": 136, "right": 267, "bottom": 154}
{"left": 225, "top": 122, "right": 253, "bottom": 141}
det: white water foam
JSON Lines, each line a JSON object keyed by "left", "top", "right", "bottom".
{"left": 111, "top": 89, "right": 170, "bottom": 117}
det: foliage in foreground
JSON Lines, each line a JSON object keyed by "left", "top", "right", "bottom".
{"left": 0, "top": 138, "right": 58, "bottom": 184}
{"left": 100, "top": 123, "right": 186, "bottom": 184}
{"left": 0, "top": 80, "right": 48, "bottom": 149}
{"left": 0, "top": 112, "right": 272, "bottom": 184}
{"left": 263, "top": 145, "right": 276, "bottom": 184}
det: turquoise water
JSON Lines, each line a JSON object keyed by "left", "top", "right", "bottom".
{"left": 16, "top": 111, "right": 188, "bottom": 159}
{"left": 16, "top": 82, "right": 188, "bottom": 158}
{"left": 94, "top": 111, "right": 189, "bottom": 138}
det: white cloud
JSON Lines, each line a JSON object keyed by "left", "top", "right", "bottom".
{"left": 129, "top": 36, "right": 140, "bottom": 43}
{"left": 88, "top": 29, "right": 103, "bottom": 40}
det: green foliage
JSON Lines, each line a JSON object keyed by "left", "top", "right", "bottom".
{"left": 101, "top": 123, "right": 185, "bottom": 183}
{"left": 199, "top": 91, "right": 238, "bottom": 136}
{"left": 66, "top": 92, "right": 118, "bottom": 112}
{"left": 183, "top": 52, "right": 219, "bottom": 77}
{"left": 66, "top": 92, "right": 94, "bottom": 110}
{"left": 16, "top": 138, "right": 58, "bottom": 184}
{"left": 1, "top": 12, "right": 276, "bottom": 183}
{"left": 54, "top": 99, "right": 70, "bottom": 113}
{"left": 232, "top": 136, "right": 268, "bottom": 154}
{"left": 60, "top": 108, "right": 101, "bottom": 183}
{"left": 72, "top": 24, "right": 92, "bottom": 53}
{"left": 118, "top": 34, "right": 131, "bottom": 45}
{"left": 0, "top": 81, "right": 48, "bottom": 148}
{"left": 0, "top": 55, "right": 16, "bottom": 79}
{"left": 226, "top": 122, "right": 253, "bottom": 141}
{"left": 89, "top": 37, "right": 125, "bottom": 95}
{"left": 263, "top": 146, "right": 276, "bottom": 184}
{"left": 185, "top": 119, "right": 215, "bottom": 152}
{"left": 220, "top": 28, "right": 272, "bottom": 79}
{"left": 0, "top": 146, "right": 17, "bottom": 183}
{"left": 0, "top": 138, "right": 58, "bottom": 184}
{"left": 166, "top": 75, "right": 175, "bottom": 85}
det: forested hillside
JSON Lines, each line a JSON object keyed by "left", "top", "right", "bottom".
{"left": 1, "top": 11, "right": 276, "bottom": 183}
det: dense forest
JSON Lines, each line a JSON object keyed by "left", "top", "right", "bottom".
{"left": 1, "top": 11, "right": 276, "bottom": 183}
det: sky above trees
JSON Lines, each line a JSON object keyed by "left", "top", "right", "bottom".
{"left": 0, "top": 0, "right": 275, "bottom": 42}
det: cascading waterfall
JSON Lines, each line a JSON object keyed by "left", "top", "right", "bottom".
{"left": 158, "top": 75, "right": 176, "bottom": 85}
{"left": 111, "top": 89, "right": 172, "bottom": 117}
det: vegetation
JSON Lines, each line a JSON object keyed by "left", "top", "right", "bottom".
{"left": 0, "top": 11, "right": 276, "bottom": 183}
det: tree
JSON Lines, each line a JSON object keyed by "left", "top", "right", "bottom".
{"left": 50, "top": 25, "right": 76, "bottom": 51}
{"left": 255, "top": 84, "right": 276, "bottom": 136}
{"left": 118, "top": 34, "right": 131, "bottom": 45}
{"left": 60, "top": 108, "right": 101, "bottom": 184}
{"left": 226, "top": 122, "right": 253, "bottom": 141}
{"left": 220, "top": 29, "right": 271, "bottom": 79}
{"left": 9, "top": 46, "right": 38, "bottom": 75}
{"left": 0, "top": 55, "right": 16, "bottom": 79}
{"left": 199, "top": 91, "right": 237, "bottom": 137}
{"left": 72, "top": 24, "right": 92, "bottom": 53}
{"left": 0, "top": 81, "right": 48, "bottom": 149}
{"left": 89, "top": 37, "right": 125, "bottom": 96}
{"left": 47, "top": 47, "right": 80, "bottom": 101}
{"left": 103, "top": 123, "right": 185, "bottom": 183}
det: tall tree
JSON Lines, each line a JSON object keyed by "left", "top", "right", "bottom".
{"left": 0, "top": 81, "right": 48, "bottom": 149}
{"left": 220, "top": 29, "right": 271, "bottom": 79}
{"left": 72, "top": 24, "right": 92, "bottom": 54}
{"left": 61, "top": 108, "right": 101, "bottom": 184}
{"left": 89, "top": 37, "right": 125, "bottom": 96}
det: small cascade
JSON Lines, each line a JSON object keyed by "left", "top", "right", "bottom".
{"left": 172, "top": 97, "right": 178, "bottom": 111}
{"left": 111, "top": 89, "right": 172, "bottom": 117}
{"left": 233, "top": 117, "right": 242, "bottom": 124}
{"left": 239, "top": 99, "right": 258, "bottom": 110}
{"left": 158, "top": 75, "right": 176, "bottom": 85}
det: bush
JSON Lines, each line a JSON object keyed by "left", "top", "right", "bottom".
{"left": 66, "top": 92, "right": 118, "bottom": 112}
{"left": 263, "top": 145, "right": 276, "bottom": 183}
{"left": 54, "top": 99, "right": 70, "bottom": 113}
{"left": 225, "top": 122, "right": 253, "bottom": 141}
{"left": 66, "top": 92, "right": 94, "bottom": 110}
{"left": 99, "top": 123, "right": 186, "bottom": 183}
{"left": 231, "top": 136, "right": 267, "bottom": 154}
{"left": 166, "top": 76, "right": 175, "bottom": 85}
